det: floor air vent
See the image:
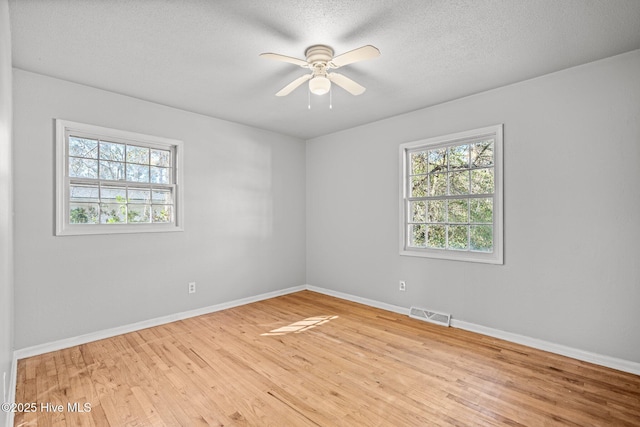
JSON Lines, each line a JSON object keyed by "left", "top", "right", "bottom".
{"left": 409, "top": 307, "right": 451, "bottom": 327}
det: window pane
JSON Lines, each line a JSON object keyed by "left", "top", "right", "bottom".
{"left": 447, "top": 225, "right": 469, "bottom": 250}
{"left": 59, "top": 120, "right": 183, "bottom": 235}
{"left": 126, "top": 164, "right": 150, "bottom": 183}
{"left": 100, "top": 141, "right": 125, "bottom": 161}
{"left": 428, "top": 148, "right": 447, "bottom": 173}
{"left": 427, "top": 224, "right": 446, "bottom": 248}
{"left": 152, "top": 189, "right": 172, "bottom": 203}
{"left": 429, "top": 173, "right": 447, "bottom": 196}
{"left": 152, "top": 205, "right": 173, "bottom": 223}
{"left": 128, "top": 188, "right": 151, "bottom": 203}
{"left": 400, "top": 125, "right": 502, "bottom": 263}
{"left": 471, "top": 168, "right": 494, "bottom": 194}
{"left": 69, "top": 158, "right": 98, "bottom": 179}
{"left": 410, "top": 175, "right": 427, "bottom": 197}
{"left": 151, "top": 149, "right": 171, "bottom": 167}
{"left": 410, "top": 201, "right": 425, "bottom": 222}
{"left": 100, "top": 186, "right": 126, "bottom": 203}
{"left": 449, "top": 170, "right": 470, "bottom": 195}
{"left": 100, "top": 203, "right": 126, "bottom": 224}
{"left": 448, "top": 199, "right": 469, "bottom": 223}
{"left": 448, "top": 144, "right": 469, "bottom": 170}
{"left": 150, "top": 166, "right": 171, "bottom": 184}
{"left": 99, "top": 160, "right": 125, "bottom": 181}
{"left": 410, "top": 151, "right": 428, "bottom": 175}
{"left": 470, "top": 198, "right": 493, "bottom": 223}
{"left": 409, "top": 224, "right": 426, "bottom": 247}
{"left": 70, "top": 184, "right": 99, "bottom": 202}
{"left": 470, "top": 225, "right": 493, "bottom": 252}
{"left": 126, "top": 145, "right": 150, "bottom": 164}
{"left": 69, "top": 203, "right": 99, "bottom": 224}
{"left": 69, "top": 137, "right": 98, "bottom": 159}
{"left": 471, "top": 140, "right": 494, "bottom": 167}
{"left": 427, "top": 200, "right": 445, "bottom": 223}
{"left": 127, "top": 204, "right": 151, "bottom": 223}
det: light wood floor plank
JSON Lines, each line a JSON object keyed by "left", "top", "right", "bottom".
{"left": 13, "top": 290, "right": 640, "bottom": 426}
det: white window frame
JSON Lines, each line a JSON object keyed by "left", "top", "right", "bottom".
{"left": 399, "top": 124, "right": 503, "bottom": 264}
{"left": 55, "top": 120, "right": 184, "bottom": 236}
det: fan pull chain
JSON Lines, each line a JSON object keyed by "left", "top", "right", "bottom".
{"left": 306, "top": 86, "right": 334, "bottom": 110}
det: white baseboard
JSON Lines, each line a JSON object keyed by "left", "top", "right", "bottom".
{"left": 306, "top": 285, "right": 409, "bottom": 316}
{"left": 451, "top": 319, "right": 640, "bottom": 376}
{"left": 306, "top": 285, "right": 640, "bottom": 376}
{"left": 14, "top": 285, "right": 305, "bottom": 360}
{"left": 12, "top": 283, "right": 640, "bottom": 377}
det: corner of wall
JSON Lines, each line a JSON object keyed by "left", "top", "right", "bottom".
{"left": 0, "top": 1, "right": 15, "bottom": 427}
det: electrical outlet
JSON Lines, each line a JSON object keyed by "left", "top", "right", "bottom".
{"left": 399, "top": 281, "right": 406, "bottom": 291}
{"left": 188, "top": 282, "right": 196, "bottom": 294}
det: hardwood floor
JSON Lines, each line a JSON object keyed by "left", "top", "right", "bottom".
{"left": 13, "top": 290, "right": 640, "bottom": 426}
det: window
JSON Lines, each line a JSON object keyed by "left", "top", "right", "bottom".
{"left": 399, "top": 125, "right": 503, "bottom": 264}
{"left": 56, "top": 120, "right": 183, "bottom": 236}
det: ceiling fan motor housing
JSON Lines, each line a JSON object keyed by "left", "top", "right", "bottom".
{"left": 305, "top": 45, "right": 334, "bottom": 66}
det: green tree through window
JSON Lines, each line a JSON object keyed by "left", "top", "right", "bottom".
{"left": 400, "top": 125, "right": 503, "bottom": 264}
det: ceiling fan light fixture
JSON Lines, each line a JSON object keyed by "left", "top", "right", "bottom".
{"left": 309, "top": 76, "right": 331, "bottom": 95}
{"left": 261, "top": 44, "right": 380, "bottom": 98}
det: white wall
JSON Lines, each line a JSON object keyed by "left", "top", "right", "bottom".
{"left": 12, "top": 69, "right": 306, "bottom": 349}
{"left": 0, "top": 0, "right": 13, "bottom": 423}
{"left": 307, "top": 50, "right": 640, "bottom": 363}
{"left": 9, "top": 44, "right": 640, "bottom": 368}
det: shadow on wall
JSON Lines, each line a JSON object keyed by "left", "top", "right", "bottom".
{"left": 211, "top": 139, "right": 274, "bottom": 239}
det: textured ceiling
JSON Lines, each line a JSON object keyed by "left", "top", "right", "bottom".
{"left": 8, "top": 0, "right": 640, "bottom": 140}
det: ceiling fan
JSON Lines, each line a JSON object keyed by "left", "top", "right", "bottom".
{"left": 260, "top": 44, "right": 380, "bottom": 97}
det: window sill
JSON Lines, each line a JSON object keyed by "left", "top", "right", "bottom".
{"left": 400, "top": 248, "right": 503, "bottom": 264}
{"left": 56, "top": 223, "right": 183, "bottom": 236}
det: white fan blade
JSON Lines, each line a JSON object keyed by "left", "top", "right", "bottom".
{"left": 330, "top": 45, "right": 380, "bottom": 68}
{"left": 276, "top": 74, "right": 312, "bottom": 96}
{"left": 328, "top": 73, "right": 366, "bottom": 95}
{"left": 260, "top": 52, "right": 309, "bottom": 68}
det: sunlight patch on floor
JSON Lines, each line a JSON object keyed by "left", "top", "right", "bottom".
{"left": 261, "top": 315, "right": 339, "bottom": 336}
